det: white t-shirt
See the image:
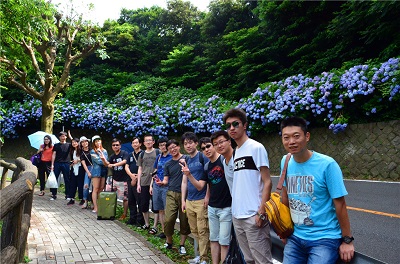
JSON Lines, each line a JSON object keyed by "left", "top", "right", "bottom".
{"left": 223, "top": 156, "right": 234, "bottom": 194}
{"left": 232, "top": 138, "right": 269, "bottom": 219}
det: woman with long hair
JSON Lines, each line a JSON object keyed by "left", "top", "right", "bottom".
{"left": 89, "top": 135, "right": 108, "bottom": 213}
{"left": 37, "top": 135, "right": 53, "bottom": 196}
{"left": 67, "top": 137, "right": 83, "bottom": 205}
{"left": 80, "top": 136, "right": 93, "bottom": 209}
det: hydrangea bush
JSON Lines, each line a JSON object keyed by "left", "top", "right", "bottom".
{"left": 1, "top": 58, "right": 399, "bottom": 139}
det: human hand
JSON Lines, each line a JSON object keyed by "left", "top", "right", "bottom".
{"left": 339, "top": 242, "right": 354, "bottom": 262}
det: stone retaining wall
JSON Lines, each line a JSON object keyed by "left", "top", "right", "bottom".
{"left": 259, "top": 120, "right": 400, "bottom": 180}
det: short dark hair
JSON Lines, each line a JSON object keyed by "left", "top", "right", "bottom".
{"left": 181, "top": 132, "right": 198, "bottom": 144}
{"left": 166, "top": 139, "right": 180, "bottom": 149}
{"left": 158, "top": 137, "right": 169, "bottom": 144}
{"left": 59, "top": 131, "right": 67, "bottom": 137}
{"left": 280, "top": 117, "right": 308, "bottom": 134}
{"left": 112, "top": 138, "right": 121, "bottom": 144}
{"left": 223, "top": 108, "right": 247, "bottom": 125}
{"left": 210, "top": 130, "right": 230, "bottom": 144}
{"left": 199, "top": 137, "right": 211, "bottom": 146}
{"left": 132, "top": 137, "right": 142, "bottom": 144}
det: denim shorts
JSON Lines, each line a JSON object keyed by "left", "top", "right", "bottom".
{"left": 283, "top": 235, "right": 341, "bottom": 264}
{"left": 208, "top": 206, "right": 232, "bottom": 245}
{"left": 152, "top": 183, "right": 168, "bottom": 211}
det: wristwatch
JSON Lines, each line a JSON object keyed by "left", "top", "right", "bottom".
{"left": 258, "top": 212, "right": 266, "bottom": 221}
{"left": 341, "top": 236, "right": 354, "bottom": 244}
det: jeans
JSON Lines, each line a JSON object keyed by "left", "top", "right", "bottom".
{"left": 83, "top": 166, "right": 92, "bottom": 200}
{"left": 69, "top": 166, "right": 85, "bottom": 200}
{"left": 283, "top": 235, "right": 341, "bottom": 264}
{"left": 208, "top": 206, "right": 232, "bottom": 246}
{"left": 127, "top": 180, "right": 144, "bottom": 224}
{"left": 52, "top": 162, "right": 70, "bottom": 196}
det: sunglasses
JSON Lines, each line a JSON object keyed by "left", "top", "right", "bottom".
{"left": 201, "top": 144, "right": 212, "bottom": 151}
{"left": 112, "top": 144, "right": 120, "bottom": 147}
{"left": 223, "top": 121, "right": 240, "bottom": 130}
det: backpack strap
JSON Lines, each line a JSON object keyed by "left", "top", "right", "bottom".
{"left": 277, "top": 153, "right": 291, "bottom": 191}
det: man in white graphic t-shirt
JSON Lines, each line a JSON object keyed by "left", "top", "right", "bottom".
{"left": 222, "top": 108, "right": 272, "bottom": 264}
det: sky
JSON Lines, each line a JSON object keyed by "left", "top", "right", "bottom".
{"left": 52, "top": 0, "right": 211, "bottom": 25}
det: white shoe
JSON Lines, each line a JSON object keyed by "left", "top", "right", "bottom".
{"left": 179, "top": 245, "right": 187, "bottom": 255}
{"left": 188, "top": 256, "right": 200, "bottom": 263}
{"left": 66, "top": 198, "right": 71, "bottom": 201}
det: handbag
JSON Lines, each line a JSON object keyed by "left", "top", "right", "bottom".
{"left": 30, "top": 153, "right": 42, "bottom": 167}
{"left": 45, "top": 171, "right": 59, "bottom": 189}
{"left": 264, "top": 153, "right": 294, "bottom": 239}
{"left": 224, "top": 225, "right": 245, "bottom": 264}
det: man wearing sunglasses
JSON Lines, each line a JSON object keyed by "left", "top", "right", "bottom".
{"left": 180, "top": 132, "right": 210, "bottom": 264}
{"left": 223, "top": 108, "right": 273, "bottom": 264}
{"left": 100, "top": 138, "right": 129, "bottom": 217}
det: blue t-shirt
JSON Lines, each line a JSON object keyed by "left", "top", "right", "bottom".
{"left": 153, "top": 153, "right": 172, "bottom": 182}
{"left": 186, "top": 152, "right": 208, "bottom": 201}
{"left": 282, "top": 151, "right": 348, "bottom": 240}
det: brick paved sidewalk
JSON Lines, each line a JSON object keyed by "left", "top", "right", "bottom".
{"left": 27, "top": 190, "right": 174, "bottom": 264}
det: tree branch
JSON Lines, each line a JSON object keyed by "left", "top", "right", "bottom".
{"left": 0, "top": 57, "right": 41, "bottom": 99}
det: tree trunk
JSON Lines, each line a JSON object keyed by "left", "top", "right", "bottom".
{"left": 41, "top": 102, "right": 54, "bottom": 134}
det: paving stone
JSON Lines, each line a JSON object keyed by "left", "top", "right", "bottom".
{"left": 27, "top": 191, "right": 174, "bottom": 264}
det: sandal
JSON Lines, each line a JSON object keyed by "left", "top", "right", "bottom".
{"left": 38, "top": 191, "right": 45, "bottom": 196}
{"left": 140, "top": 224, "right": 150, "bottom": 230}
{"left": 148, "top": 227, "right": 158, "bottom": 235}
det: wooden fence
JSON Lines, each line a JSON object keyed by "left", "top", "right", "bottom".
{"left": 0, "top": 158, "right": 37, "bottom": 264}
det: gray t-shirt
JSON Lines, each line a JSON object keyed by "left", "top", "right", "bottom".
{"left": 164, "top": 157, "right": 185, "bottom": 192}
{"left": 137, "top": 149, "right": 158, "bottom": 186}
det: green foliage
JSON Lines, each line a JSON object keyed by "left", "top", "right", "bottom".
{"left": 115, "top": 77, "right": 169, "bottom": 105}
{"left": 65, "top": 78, "right": 112, "bottom": 103}
{"left": 155, "top": 87, "right": 197, "bottom": 107}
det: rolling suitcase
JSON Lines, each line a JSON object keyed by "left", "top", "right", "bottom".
{"left": 97, "top": 175, "right": 117, "bottom": 220}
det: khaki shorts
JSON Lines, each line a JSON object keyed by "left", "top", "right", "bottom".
{"left": 106, "top": 179, "right": 128, "bottom": 201}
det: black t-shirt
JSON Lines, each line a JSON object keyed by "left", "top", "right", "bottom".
{"left": 108, "top": 150, "right": 129, "bottom": 182}
{"left": 53, "top": 142, "right": 72, "bottom": 163}
{"left": 80, "top": 149, "right": 92, "bottom": 166}
{"left": 201, "top": 155, "right": 232, "bottom": 208}
{"left": 164, "top": 156, "right": 185, "bottom": 192}
{"left": 127, "top": 150, "right": 142, "bottom": 180}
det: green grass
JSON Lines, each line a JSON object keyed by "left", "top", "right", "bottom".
{"left": 115, "top": 206, "right": 197, "bottom": 264}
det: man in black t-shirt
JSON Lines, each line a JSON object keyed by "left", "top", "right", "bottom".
{"left": 100, "top": 138, "right": 129, "bottom": 219}
{"left": 124, "top": 137, "right": 145, "bottom": 226}
{"left": 50, "top": 131, "right": 72, "bottom": 200}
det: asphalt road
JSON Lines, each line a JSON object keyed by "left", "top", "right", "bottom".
{"left": 271, "top": 177, "right": 400, "bottom": 264}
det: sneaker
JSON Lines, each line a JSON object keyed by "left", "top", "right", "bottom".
{"left": 126, "top": 219, "right": 137, "bottom": 225}
{"left": 157, "top": 232, "right": 166, "bottom": 239}
{"left": 188, "top": 256, "right": 200, "bottom": 264}
{"left": 163, "top": 243, "right": 172, "bottom": 250}
{"left": 66, "top": 197, "right": 71, "bottom": 201}
{"left": 79, "top": 200, "right": 85, "bottom": 206}
{"left": 50, "top": 195, "right": 56, "bottom": 201}
{"left": 67, "top": 199, "right": 75, "bottom": 205}
{"left": 179, "top": 245, "right": 187, "bottom": 255}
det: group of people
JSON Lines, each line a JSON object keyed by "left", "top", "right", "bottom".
{"left": 35, "top": 108, "right": 355, "bottom": 264}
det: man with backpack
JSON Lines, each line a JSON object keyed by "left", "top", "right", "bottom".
{"left": 180, "top": 132, "right": 210, "bottom": 264}
{"left": 137, "top": 134, "right": 160, "bottom": 230}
